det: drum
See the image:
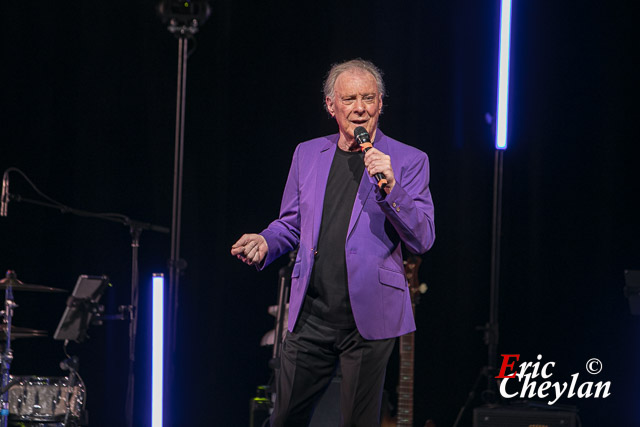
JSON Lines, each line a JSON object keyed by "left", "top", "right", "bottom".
{"left": 7, "top": 376, "right": 85, "bottom": 423}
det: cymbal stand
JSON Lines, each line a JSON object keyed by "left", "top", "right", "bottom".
{"left": 60, "top": 352, "right": 81, "bottom": 426}
{"left": 0, "top": 271, "right": 18, "bottom": 427}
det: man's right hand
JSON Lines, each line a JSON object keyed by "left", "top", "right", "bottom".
{"left": 231, "top": 233, "right": 268, "bottom": 266}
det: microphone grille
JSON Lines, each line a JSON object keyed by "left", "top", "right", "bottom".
{"left": 354, "top": 126, "right": 370, "bottom": 144}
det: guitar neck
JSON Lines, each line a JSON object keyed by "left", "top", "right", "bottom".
{"left": 396, "top": 330, "right": 415, "bottom": 426}
{"left": 394, "top": 255, "right": 422, "bottom": 427}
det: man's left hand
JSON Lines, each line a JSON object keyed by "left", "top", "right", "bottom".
{"left": 364, "top": 148, "right": 395, "bottom": 194}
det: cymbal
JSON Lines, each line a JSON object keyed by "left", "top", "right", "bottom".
{"left": 0, "top": 324, "right": 47, "bottom": 339}
{"left": 0, "top": 277, "right": 66, "bottom": 293}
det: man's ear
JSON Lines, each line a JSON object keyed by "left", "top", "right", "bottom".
{"left": 326, "top": 97, "right": 335, "bottom": 117}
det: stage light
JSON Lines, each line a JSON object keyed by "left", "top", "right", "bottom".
{"left": 152, "top": 273, "right": 164, "bottom": 427}
{"left": 157, "top": 0, "right": 211, "bottom": 33}
{"left": 495, "top": 0, "right": 512, "bottom": 150}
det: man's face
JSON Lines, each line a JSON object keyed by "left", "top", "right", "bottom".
{"left": 326, "top": 69, "right": 382, "bottom": 149}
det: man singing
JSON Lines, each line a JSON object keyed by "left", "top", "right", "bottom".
{"left": 231, "top": 58, "right": 435, "bottom": 426}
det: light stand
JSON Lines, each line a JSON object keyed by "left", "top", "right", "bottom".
{"left": 485, "top": 148, "right": 504, "bottom": 398}
{"left": 157, "top": 0, "right": 211, "bottom": 352}
{"left": 156, "top": 1, "right": 210, "bottom": 425}
{"left": 452, "top": 149, "right": 505, "bottom": 426}
{"left": 453, "top": 0, "right": 512, "bottom": 424}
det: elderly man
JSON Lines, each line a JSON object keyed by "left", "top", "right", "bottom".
{"left": 232, "top": 59, "right": 435, "bottom": 426}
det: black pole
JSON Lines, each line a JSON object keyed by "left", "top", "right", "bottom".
{"left": 168, "top": 33, "right": 188, "bottom": 358}
{"left": 165, "top": 33, "right": 188, "bottom": 427}
{"left": 156, "top": 3, "right": 210, "bottom": 424}
{"left": 125, "top": 226, "right": 142, "bottom": 427}
{"left": 271, "top": 250, "right": 297, "bottom": 363}
{"left": 452, "top": 149, "right": 505, "bottom": 426}
{"left": 487, "top": 149, "right": 504, "bottom": 393}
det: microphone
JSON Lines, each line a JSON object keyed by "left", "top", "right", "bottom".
{"left": 354, "top": 126, "right": 388, "bottom": 189}
{"left": 1, "top": 171, "right": 8, "bottom": 217}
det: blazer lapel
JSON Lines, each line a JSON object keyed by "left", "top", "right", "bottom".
{"left": 312, "top": 136, "right": 337, "bottom": 247}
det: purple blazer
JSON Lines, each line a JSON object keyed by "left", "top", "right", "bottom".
{"left": 260, "top": 129, "right": 435, "bottom": 340}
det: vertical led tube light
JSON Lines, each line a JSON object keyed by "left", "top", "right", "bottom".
{"left": 495, "top": 0, "right": 513, "bottom": 150}
{"left": 152, "top": 273, "right": 164, "bottom": 427}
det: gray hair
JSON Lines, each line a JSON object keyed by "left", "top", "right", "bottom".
{"left": 323, "top": 58, "right": 385, "bottom": 113}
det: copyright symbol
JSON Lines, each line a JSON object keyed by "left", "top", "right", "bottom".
{"left": 586, "top": 358, "right": 602, "bottom": 374}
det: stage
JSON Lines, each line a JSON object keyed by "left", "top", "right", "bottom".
{"left": 1, "top": 1, "right": 638, "bottom": 425}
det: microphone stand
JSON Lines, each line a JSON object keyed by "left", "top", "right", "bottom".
{"left": 1, "top": 174, "right": 169, "bottom": 427}
{"left": 125, "top": 224, "right": 142, "bottom": 427}
{"left": 271, "top": 250, "right": 296, "bottom": 366}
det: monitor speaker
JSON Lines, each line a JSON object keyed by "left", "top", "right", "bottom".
{"left": 473, "top": 405, "right": 577, "bottom": 427}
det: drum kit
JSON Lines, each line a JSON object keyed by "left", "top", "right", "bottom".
{"left": 0, "top": 270, "right": 86, "bottom": 427}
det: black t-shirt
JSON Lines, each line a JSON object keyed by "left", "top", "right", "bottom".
{"left": 302, "top": 147, "right": 365, "bottom": 328}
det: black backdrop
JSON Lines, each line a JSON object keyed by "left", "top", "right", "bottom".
{"left": 1, "top": 1, "right": 638, "bottom": 426}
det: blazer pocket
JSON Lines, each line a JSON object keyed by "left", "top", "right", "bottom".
{"left": 291, "top": 261, "right": 301, "bottom": 278}
{"left": 378, "top": 266, "right": 406, "bottom": 290}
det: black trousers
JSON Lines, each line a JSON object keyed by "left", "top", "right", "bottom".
{"left": 270, "top": 312, "right": 395, "bottom": 427}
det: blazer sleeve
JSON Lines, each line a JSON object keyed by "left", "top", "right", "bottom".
{"left": 375, "top": 150, "right": 435, "bottom": 254}
{"left": 258, "top": 145, "right": 302, "bottom": 269}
